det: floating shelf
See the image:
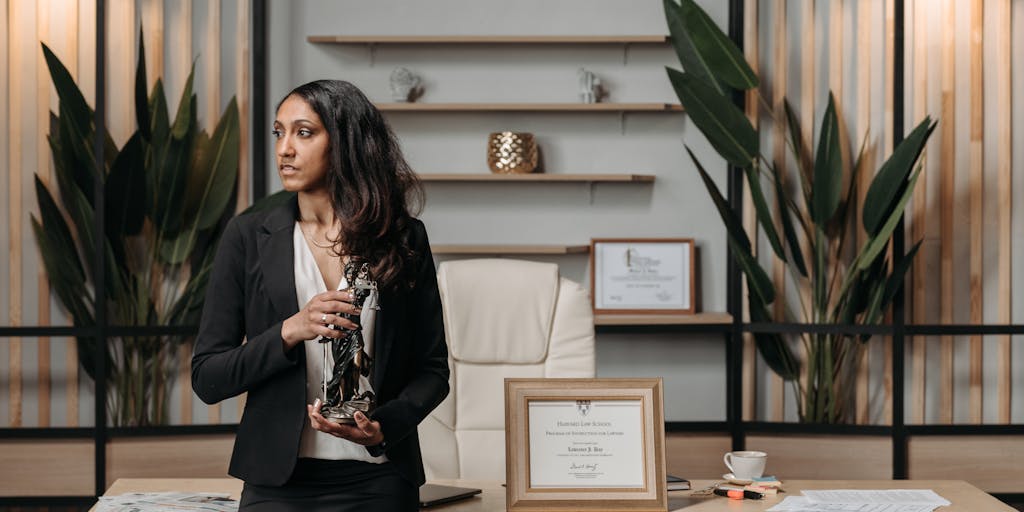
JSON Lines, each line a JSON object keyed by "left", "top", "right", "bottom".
{"left": 418, "top": 173, "right": 655, "bottom": 183}
{"left": 594, "top": 312, "right": 733, "bottom": 326}
{"left": 376, "top": 102, "right": 683, "bottom": 112}
{"left": 432, "top": 244, "right": 590, "bottom": 255}
{"left": 307, "top": 35, "right": 669, "bottom": 45}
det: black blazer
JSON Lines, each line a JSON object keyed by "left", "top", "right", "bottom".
{"left": 191, "top": 196, "right": 449, "bottom": 487}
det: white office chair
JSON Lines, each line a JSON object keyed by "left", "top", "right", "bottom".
{"left": 420, "top": 258, "right": 596, "bottom": 481}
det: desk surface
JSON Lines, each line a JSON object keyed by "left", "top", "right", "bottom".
{"left": 97, "top": 478, "right": 1014, "bottom": 511}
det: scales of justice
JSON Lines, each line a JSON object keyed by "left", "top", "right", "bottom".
{"left": 318, "top": 261, "right": 379, "bottom": 424}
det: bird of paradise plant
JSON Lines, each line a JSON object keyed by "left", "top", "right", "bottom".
{"left": 32, "top": 33, "right": 239, "bottom": 426}
{"left": 664, "top": 0, "right": 935, "bottom": 422}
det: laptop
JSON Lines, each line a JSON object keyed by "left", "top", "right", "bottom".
{"left": 418, "top": 483, "right": 483, "bottom": 508}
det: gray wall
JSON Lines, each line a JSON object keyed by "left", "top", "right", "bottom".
{"left": 264, "top": 0, "right": 732, "bottom": 422}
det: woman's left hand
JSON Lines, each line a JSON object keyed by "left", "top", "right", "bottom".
{"left": 307, "top": 399, "right": 385, "bottom": 446}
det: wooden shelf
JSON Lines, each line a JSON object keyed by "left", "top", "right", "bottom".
{"left": 432, "top": 244, "right": 590, "bottom": 255}
{"left": 308, "top": 35, "right": 669, "bottom": 45}
{"left": 376, "top": 102, "right": 683, "bottom": 112}
{"left": 593, "top": 312, "right": 733, "bottom": 326}
{"left": 419, "top": 173, "right": 655, "bottom": 183}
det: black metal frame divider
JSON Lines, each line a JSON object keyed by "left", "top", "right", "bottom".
{"left": 0, "top": 0, "right": 1023, "bottom": 507}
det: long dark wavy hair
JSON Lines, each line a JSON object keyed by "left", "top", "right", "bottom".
{"left": 281, "top": 80, "right": 423, "bottom": 291}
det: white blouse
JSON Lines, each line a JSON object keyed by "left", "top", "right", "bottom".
{"left": 293, "top": 222, "right": 386, "bottom": 463}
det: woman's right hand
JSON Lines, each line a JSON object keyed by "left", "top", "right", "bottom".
{"left": 281, "top": 290, "right": 361, "bottom": 349}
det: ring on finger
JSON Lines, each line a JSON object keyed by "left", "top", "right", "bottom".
{"left": 321, "top": 313, "right": 327, "bottom": 324}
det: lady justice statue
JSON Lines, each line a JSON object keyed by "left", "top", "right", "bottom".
{"left": 318, "top": 261, "right": 378, "bottom": 424}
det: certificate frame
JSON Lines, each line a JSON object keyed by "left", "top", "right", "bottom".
{"left": 504, "top": 378, "right": 667, "bottom": 511}
{"left": 589, "top": 238, "right": 696, "bottom": 315}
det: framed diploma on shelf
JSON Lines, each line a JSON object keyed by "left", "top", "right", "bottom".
{"left": 504, "top": 378, "right": 667, "bottom": 511}
{"left": 590, "top": 238, "right": 695, "bottom": 314}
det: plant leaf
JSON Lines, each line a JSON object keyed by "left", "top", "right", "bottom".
{"left": 668, "top": 68, "right": 759, "bottom": 168}
{"left": 862, "top": 117, "right": 937, "bottom": 235}
{"left": 105, "top": 132, "right": 147, "bottom": 237}
{"left": 782, "top": 99, "right": 813, "bottom": 205}
{"left": 749, "top": 298, "right": 799, "bottom": 380}
{"left": 772, "top": 161, "right": 808, "bottom": 277}
{"left": 687, "top": 147, "right": 775, "bottom": 304}
{"left": 135, "top": 29, "right": 151, "bottom": 141}
{"left": 171, "top": 63, "right": 195, "bottom": 140}
{"left": 189, "top": 98, "right": 240, "bottom": 230}
{"left": 676, "top": 0, "right": 758, "bottom": 90}
{"left": 159, "top": 227, "right": 197, "bottom": 265}
{"left": 855, "top": 166, "right": 922, "bottom": 271}
{"left": 811, "top": 93, "right": 842, "bottom": 225}
{"left": 744, "top": 165, "right": 786, "bottom": 261}
{"left": 880, "top": 239, "right": 922, "bottom": 311}
{"left": 41, "top": 43, "right": 91, "bottom": 137}
{"left": 33, "top": 177, "right": 86, "bottom": 287}
{"left": 664, "top": 0, "right": 723, "bottom": 94}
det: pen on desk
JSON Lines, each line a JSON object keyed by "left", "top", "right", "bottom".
{"left": 713, "top": 487, "right": 764, "bottom": 500}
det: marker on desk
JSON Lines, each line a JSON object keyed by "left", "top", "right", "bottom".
{"left": 713, "top": 487, "right": 764, "bottom": 500}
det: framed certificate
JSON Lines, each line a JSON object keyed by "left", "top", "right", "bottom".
{"left": 590, "top": 238, "right": 695, "bottom": 314}
{"left": 504, "top": 378, "right": 667, "bottom": 511}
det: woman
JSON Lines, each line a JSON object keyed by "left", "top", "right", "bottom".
{"left": 192, "top": 80, "right": 449, "bottom": 510}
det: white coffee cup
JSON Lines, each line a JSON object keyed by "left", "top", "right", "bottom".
{"left": 723, "top": 450, "right": 767, "bottom": 480}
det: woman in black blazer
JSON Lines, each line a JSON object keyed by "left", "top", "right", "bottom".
{"left": 191, "top": 80, "right": 449, "bottom": 511}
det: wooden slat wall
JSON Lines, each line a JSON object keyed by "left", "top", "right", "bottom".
{"left": 901, "top": 0, "right": 1017, "bottom": 425}
{"left": 748, "top": 0, "right": 1019, "bottom": 424}
{"left": 2, "top": 0, "right": 252, "bottom": 428}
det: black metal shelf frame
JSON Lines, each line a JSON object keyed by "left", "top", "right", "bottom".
{"left": 0, "top": 0, "right": 1021, "bottom": 508}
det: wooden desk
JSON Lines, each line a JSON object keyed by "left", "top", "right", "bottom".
{"left": 96, "top": 478, "right": 1013, "bottom": 511}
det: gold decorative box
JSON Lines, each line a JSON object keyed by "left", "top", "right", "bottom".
{"left": 487, "top": 132, "right": 539, "bottom": 174}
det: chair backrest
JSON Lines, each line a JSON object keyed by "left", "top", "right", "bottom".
{"left": 420, "top": 258, "right": 596, "bottom": 481}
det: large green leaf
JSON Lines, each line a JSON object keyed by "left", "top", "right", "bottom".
{"left": 188, "top": 98, "right": 240, "bottom": 230}
{"left": 135, "top": 30, "right": 151, "bottom": 141}
{"left": 749, "top": 299, "right": 799, "bottom": 380}
{"left": 688, "top": 147, "right": 775, "bottom": 304}
{"left": 668, "top": 68, "right": 758, "bottom": 168}
{"left": 664, "top": 0, "right": 723, "bottom": 93}
{"left": 744, "top": 165, "right": 786, "bottom": 261}
{"left": 158, "top": 228, "right": 197, "bottom": 265}
{"left": 153, "top": 93, "right": 196, "bottom": 234}
{"left": 881, "top": 240, "right": 922, "bottom": 311}
{"left": 56, "top": 103, "right": 98, "bottom": 207}
{"left": 166, "top": 249, "right": 216, "bottom": 326}
{"left": 33, "top": 177, "right": 86, "bottom": 287}
{"left": 855, "top": 167, "right": 922, "bottom": 271}
{"left": 811, "top": 93, "right": 842, "bottom": 225}
{"left": 675, "top": 0, "right": 758, "bottom": 90}
{"left": 862, "top": 117, "right": 937, "bottom": 235}
{"left": 105, "top": 132, "right": 147, "bottom": 237}
{"left": 771, "top": 161, "right": 808, "bottom": 277}
{"left": 171, "top": 65, "right": 195, "bottom": 140}
{"left": 782, "top": 99, "right": 813, "bottom": 205}
{"left": 41, "top": 43, "right": 91, "bottom": 138}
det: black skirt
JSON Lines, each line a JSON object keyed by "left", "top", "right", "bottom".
{"left": 239, "top": 458, "right": 417, "bottom": 511}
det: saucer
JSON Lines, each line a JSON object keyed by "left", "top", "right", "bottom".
{"left": 722, "top": 473, "right": 753, "bottom": 485}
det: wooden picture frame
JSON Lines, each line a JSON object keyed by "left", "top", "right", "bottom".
{"left": 590, "top": 238, "right": 696, "bottom": 314}
{"left": 504, "top": 378, "right": 667, "bottom": 511}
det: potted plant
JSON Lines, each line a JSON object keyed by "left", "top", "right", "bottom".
{"left": 32, "top": 34, "right": 239, "bottom": 426}
{"left": 664, "top": 0, "right": 935, "bottom": 423}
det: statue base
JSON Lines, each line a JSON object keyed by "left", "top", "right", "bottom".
{"left": 321, "top": 399, "right": 373, "bottom": 425}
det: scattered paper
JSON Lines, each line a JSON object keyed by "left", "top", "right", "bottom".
{"left": 767, "top": 489, "right": 949, "bottom": 512}
{"left": 803, "top": 490, "right": 950, "bottom": 506}
{"left": 94, "top": 492, "right": 238, "bottom": 512}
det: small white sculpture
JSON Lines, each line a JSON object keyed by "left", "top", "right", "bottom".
{"left": 578, "top": 67, "right": 603, "bottom": 104}
{"left": 389, "top": 67, "right": 422, "bottom": 102}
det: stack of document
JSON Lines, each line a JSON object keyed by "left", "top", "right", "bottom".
{"left": 768, "top": 489, "right": 951, "bottom": 512}
{"left": 94, "top": 492, "right": 238, "bottom": 511}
